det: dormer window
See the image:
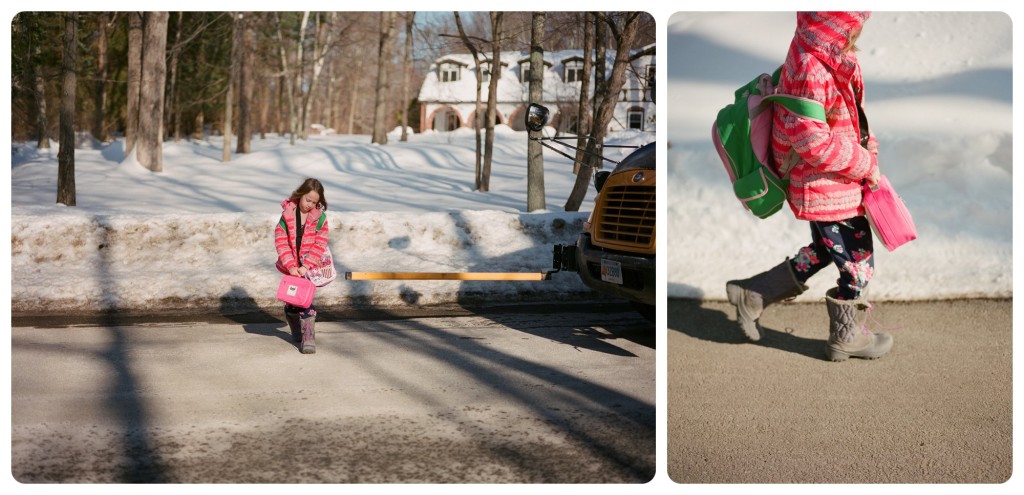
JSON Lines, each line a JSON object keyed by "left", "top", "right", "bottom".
{"left": 564, "top": 60, "right": 584, "bottom": 83}
{"left": 628, "top": 109, "right": 645, "bottom": 130}
{"left": 479, "top": 62, "right": 492, "bottom": 83}
{"left": 439, "top": 62, "right": 461, "bottom": 83}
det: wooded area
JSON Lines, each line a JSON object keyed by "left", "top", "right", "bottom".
{"left": 10, "top": 11, "right": 655, "bottom": 205}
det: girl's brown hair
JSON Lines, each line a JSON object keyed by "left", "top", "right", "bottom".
{"left": 289, "top": 178, "right": 328, "bottom": 211}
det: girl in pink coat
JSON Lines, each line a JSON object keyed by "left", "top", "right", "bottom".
{"left": 275, "top": 178, "right": 330, "bottom": 354}
{"left": 727, "top": 12, "right": 893, "bottom": 362}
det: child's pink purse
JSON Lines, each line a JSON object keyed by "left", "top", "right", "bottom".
{"left": 862, "top": 175, "right": 917, "bottom": 251}
{"left": 276, "top": 275, "right": 316, "bottom": 308}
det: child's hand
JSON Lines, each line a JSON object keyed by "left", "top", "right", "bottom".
{"left": 289, "top": 267, "right": 300, "bottom": 277}
{"left": 866, "top": 166, "right": 881, "bottom": 188}
{"left": 297, "top": 266, "right": 309, "bottom": 277}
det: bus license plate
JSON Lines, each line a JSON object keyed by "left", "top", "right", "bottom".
{"left": 601, "top": 259, "right": 623, "bottom": 285}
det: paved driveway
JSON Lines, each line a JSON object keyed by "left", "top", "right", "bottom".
{"left": 667, "top": 298, "right": 1012, "bottom": 483}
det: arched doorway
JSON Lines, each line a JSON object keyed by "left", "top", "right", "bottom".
{"left": 430, "top": 106, "right": 463, "bottom": 132}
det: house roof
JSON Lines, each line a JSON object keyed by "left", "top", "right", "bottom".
{"left": 419, "top": 46, "right": 655, "bottom": 104}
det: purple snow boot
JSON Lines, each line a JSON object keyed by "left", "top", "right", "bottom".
{"left": 300, "top": 314, "right": 316, "bottom": 354}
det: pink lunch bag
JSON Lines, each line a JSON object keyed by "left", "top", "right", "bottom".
{"left": 276, "top": 275, "right": 316, "bottom": 308}
{"left": 862, "top": 175, "right": 917, "bottom": 251}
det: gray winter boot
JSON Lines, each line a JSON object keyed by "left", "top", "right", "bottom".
{"left": 726, "top": 259, "right": 808, "bottom": 341}
{"left": 825, "top": 288, "right": 893, "bottom": 361}
{"left": 284, "top": 307, "right": 302, "bottom": 342}
{"left": 300, "top": 315, "right": 316, "bottom": 354}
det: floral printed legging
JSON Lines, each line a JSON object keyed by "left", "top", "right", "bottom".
{"left": 285, "top": 303, "right": 317, "bottom": 319}
{"left": 788, "top": 216, "right": 874, "bottom": 301}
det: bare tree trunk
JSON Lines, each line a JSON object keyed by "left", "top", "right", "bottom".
{"left": 125, "top": 12, "right": 143, "bottom": 155}
{"left": 33, "top": 51, "right": 49, "bottom": 149}
{"left": 481, "top": 12, "right": 504, "bottom": 193}
{"left": 165, "top": 12, "right": 182, "bottom": 142}
{"left": 57, "top": 12, "right": 77, "bottom": 206}
{"left": 276, "top": 72, "right": 286, "bottom": 136}
{"left": 193, "top": 112, "right": 204, "bottom": 140}
{"left": 346, "top": 54, "right": 363, "bottom": 134}
{"left": 91, "top": 12, "right": 110, "bottom": 143}
{"left": 573, "top": 12, "right": 594, "bottom": 172}
{"left": 137, "top": 12, "right": 169, "bottom": 172}
{"left": 19, "top": 14, "right": 50, "bottom": 149}
{"left": 454, "top": 12, "right": 483, "bottom": 190}
{"left": 400, "top": 12, "right": 415, "bottom": 142}
{"left": 371, "top": 11, "right": 396, "bottom": 145}
{"left": 564, "top": 13, "right": 641, "bottom": 212}
{"left": 325, "top": 62, "right": 338, "bottom": 131}
{"left": 192, "top": 44, "right": 206, "bottom": 140}
{"left": 301, "top": 13, "right": 337, "bottom": 141}
{"left": 275, "top": 12, "right": 305, "bottom": 145}
{"left": 259, "top": 73, "right": 269, "bottom": 140}
{"left": 293, "top": 11, "right": 309, "bottom": 142}
{"left": 237, "top": 12, "right": 254, "bottom": 153}
{"left": 593, "top": 17, "right": 607, "bottom": 131}
{"left": 527, "top": 12, "right": 545, "bottom": 211}
{"left": 223, "top": 13, "right": 237, "bottom": 162}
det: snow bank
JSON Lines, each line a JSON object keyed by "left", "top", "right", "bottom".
{"left": 666, "top": 11, "right": 1012, "bottom": 301}
{"left": 10, "top": 209, "right": 594, "bottom": 315}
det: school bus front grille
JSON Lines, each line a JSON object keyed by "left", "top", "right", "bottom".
{"left": 593, "top": 185, "right": 656, "bottom": 249}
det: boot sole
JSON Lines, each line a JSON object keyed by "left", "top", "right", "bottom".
{"left": 301, "top": 344, "right": 316, "bottom": 354}
{"left": 826, "top": 347, "right": 890, "bottom": 361}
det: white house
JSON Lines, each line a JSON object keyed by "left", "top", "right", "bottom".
{"left": 417, "top": 44, "right": 655, "bottom": 135}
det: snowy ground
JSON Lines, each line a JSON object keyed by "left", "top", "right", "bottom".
{"left": 9, "top": 126, "right": 654, "bottom": 314}
{"left": 666, "top": 11, "right": 1012, "bottom": 301}
{"left": 5, "top": 11, "right": 1014, "bottom": 317}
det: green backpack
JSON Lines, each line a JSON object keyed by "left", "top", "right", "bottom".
{"left": 712, "top": 66, "right": 826, "bottom": 219}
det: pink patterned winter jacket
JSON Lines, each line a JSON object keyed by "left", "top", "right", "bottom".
{"left": 771, "top": 12, "right": 879, "bottom": 222}
{"left": 275, "top": 199, "right": 330, "bottom": 274}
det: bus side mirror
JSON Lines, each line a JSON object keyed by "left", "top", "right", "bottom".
{"left": 525, "top": 103, "right": 550, "bottom": 132}
{"left": 594, "top": 171, "right": 611, "bottom": 193}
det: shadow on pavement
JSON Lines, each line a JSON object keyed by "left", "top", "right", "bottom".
{"left": 221, "top": 286, "right": 295, "bottom": 349}
{"left": 667, "top": 298, "right": 826, "bottom": 361}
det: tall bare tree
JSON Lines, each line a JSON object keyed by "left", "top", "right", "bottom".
{"left": 479, "top": 12, "right": 503, "bottom": 192}
{"left": 300, "top": 13, "right": 345, "bottom": 140}
{"left": 57, "top": 12, "right": 77, "bottom": 206}
{"left": 400, "top": 12, "right": 415, "bottom": 142}
{"left": 573, "top": 12, "right": 594, "bottom": 172}
{"left": 453, "top": 12, "right": 484, "bottom": 190}
{"left": 275, "top": 12, "right": 308, "bottom": 145}
{"left": 33, "top": 39, "right": 50, "bottom": 149}
{"left": 372, "top": 11, "right": 397, "bottom": 144}
{"left": 527, "top": 12, "right": 545, "bottom": 211}
{"left": 564, "top": 12, "right": 642, "bottom": 212}
{"left": 21, "top": 14, "right": 52, "bottom": 150}
{"left": 223, "top": 13, "right": 237, "bottom": 162}
{"left": 346, "top": 53, "right": 365, "bottom": 135}
{"left": 237, "top": 12, "right": 255, "bottom": 153}
{"left": 91, "top": 12, "right": 111, "bottom": 143}
{"left": 136, "top": 12, "right": 169, "bottom": 172}
{"left": 165, "top": 12, "right": 183, "bottom": 142}
{"left": 125, "top": 12, "right": 143, "bottom": 155}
